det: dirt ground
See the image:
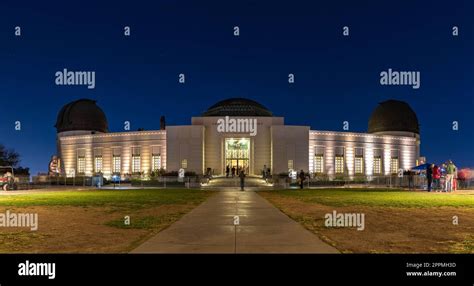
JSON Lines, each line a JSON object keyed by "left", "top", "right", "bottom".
{"left": 0, "top": 204, "right": 195, "bottom": 253}
{"left": 259, "top": 193, "right": 474, "bottom": 253}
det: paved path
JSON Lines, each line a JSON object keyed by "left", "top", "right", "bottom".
{"left": 132, "top": 191, "right": 339, "bottom": 253}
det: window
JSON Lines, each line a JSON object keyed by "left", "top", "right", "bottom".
{"left": 131, "top": 147, "right": 141, "bottom": 173}
{"left": 335, "top": 156, "right": 344, "bottom": 174}
{"left": 390, "top": 158, "right": 399, "bottom": 174}
{"left": 334, "top": 147, "right": 344, "bottom": 174}
{"left": 355, "top": 157, "right": 364, "bottom": 174}
{"left": 354, "top": 148, "right": 364, "bottom": 174}
{"left": 77, "top": 149, "right": 86, "bottom": 174}
{"left": 77, "top": 157, "right": 85, "bottom": 174}
{"left": 288, "top": 160, "right": 294, "bottom": 170}
{"left": 94, "top": 156, "right": 103, "bottom": 173}
{"left": 132, "top": 156, "right": 141, "bottom": 173}
{"left": 373, "top": 157, "right": 382, "bottom": 174}
{"left": 314, "top": 155, "right": 324, "bottom": 173}
{"left": 151, "top": 146, "right": 161, "bottom": 171}
{"left": 152, "top": 155, "right": 161, "bottom": 171}
{"left": 93, "top": 148, "right": 103, "bottom": 173}
{"left": 112, "top": 148, "right": 121, "bottom": 173}
{"left": 181, "top": 159, "right": 187, "bottom": 169}
{"left": 113, "top": 156, "right": 121, "bottom": 173}
{"left": 314, "top": 147, "right": 324, "bottom": 174}
{"left": 390, "top": 150, "right": 399, "bottom": 174}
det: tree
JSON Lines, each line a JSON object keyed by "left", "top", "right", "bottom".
{"left": 0, "top": 144, "right": 29, "bottom": 175}
{"left": 0, "top": 144, "right": 20, "bottom": 167}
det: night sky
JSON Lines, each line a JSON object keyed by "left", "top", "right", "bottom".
{"left": 0, "top": 0, "right": 472, "bottom": 175}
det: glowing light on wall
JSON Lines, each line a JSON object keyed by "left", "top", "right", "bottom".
{"left": 383, "top": 148, "right": 391, "bottom": 175}
{"left": 83, "top": 141, "right": 93, "bottom": 176}
{"left": 325, "top": 139, "right": 335, "bottom": 176}
{"left": 401, "top": 145, "right": 413, "bottom": 170}
{"left": 309, "top": 129, "right": 418, "bottom": 179}
{"left": 141, "top": 146, "right": 150, "bottom": 175}
{"left": 365, "top": 144, "right": 374, "bottom": 177}
{"left": 345, "top": 145, "right": 354, "bottom": 177}
{"left": 122, "top": 147, "right": 131, "bottom": 175}
{"left": 58, "top": 131, "right": 166, "bottom": 179}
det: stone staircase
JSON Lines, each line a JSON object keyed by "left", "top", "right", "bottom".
{"left": 202, "top": 176, "right": 273, "bottom": 190}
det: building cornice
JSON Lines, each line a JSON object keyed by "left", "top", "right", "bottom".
{"left": 309, "top": 130, "right": 417, "bottom": 142}
{"left": 59, "top": 130, "right": 166, "bottom": 141}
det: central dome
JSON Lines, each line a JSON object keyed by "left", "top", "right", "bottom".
{"left": 202, "top": 98, "right": 273, "bottom": 117}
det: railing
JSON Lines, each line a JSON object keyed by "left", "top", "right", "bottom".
{"left": 129, "top": 176, "right": 204, "bottom": 188}
{"left": 271, "top": 174, "right": 474, "bottom": 190}
{"left": 30, "top": 176, "right": 97, "bottom": 188}
{"left": 5, "top": 174, "right": 474, "bottom": 191}
{"left": 24, "top": 175, "right": 209, "bottom": 189}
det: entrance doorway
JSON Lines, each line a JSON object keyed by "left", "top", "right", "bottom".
{"left": 225, "top": 138, "right": 250, "bottom": 175}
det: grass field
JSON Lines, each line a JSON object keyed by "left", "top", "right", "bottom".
{"left": 2, "top": 187, "right": 473, "bottom": 253}
{"left": 0, "top": 189, "right": 212, "bottom": 253}
{"left": 259, "top": 189, "right": 474, "bottom": 253}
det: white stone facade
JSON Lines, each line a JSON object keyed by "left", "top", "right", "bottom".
{"left": 57, "top": 116, "right": 420, "bottom": 179}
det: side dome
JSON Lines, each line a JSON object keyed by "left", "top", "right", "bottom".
{"left": 55, "top": 99, "right": 108, "bottom": 133}
{"left": 368, "top": 100, "right": 419, "bottom": 134}
{"left": 202, "top": 98, "right": 273, "bottom": 117}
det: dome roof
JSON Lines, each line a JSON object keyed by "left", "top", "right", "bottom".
{"left": 55, "top": 99, "right": 108, "bottom": 133}
{"left": 368, "top": 100, "right": 419, "bottom": 134}
{"left": 202, "top": 98, "right": 273, "bottom": 117}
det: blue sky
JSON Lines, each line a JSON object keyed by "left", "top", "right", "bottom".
{"left": 0, "top": 0, "right": 472, "bottom": 175}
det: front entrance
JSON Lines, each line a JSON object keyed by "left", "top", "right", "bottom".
{"left": 225, "top": 138, "right": 250, "bottom": 175}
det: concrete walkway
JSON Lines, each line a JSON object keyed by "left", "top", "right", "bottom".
{"left": 132, "top": 191, "right": 339, "bottom": 253}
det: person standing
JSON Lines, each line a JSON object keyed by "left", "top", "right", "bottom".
{"left": 226, "top": 165, "right": 230, "bottom": 178}
{"left": 299, "top": 170, "right": 306, "bottom": 189}
{"left": 426, "top": 164, "right": 433, "bottom": 192}
{"left": 239, "top": 170, "right": 246, "bottom": 191}
{"left": 432, "top": 165, "right": 441, "bottom": 191}
{"left": 452, "top": 161, "right": 458, "bottom": 191}
{"left": 407, "top": 170, "right": 414, "bottom": 190}
{"left": 231, "top": 166, "right": 236, "bottom": 178}
{"left": 446, "top": 160, "right": 456, "bottom": 192}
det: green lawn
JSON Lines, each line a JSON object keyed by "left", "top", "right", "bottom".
{"left": 267, "top": 188, "right": 474, "bottom": 208}
{"left": 0, "top": 189, "right": 210, "bottom": 208}
{"left": 0, "top": 188, "right": 213, "bottom": 252}
{"left": 260, "top": 188, "right": 474, "bottom": 253}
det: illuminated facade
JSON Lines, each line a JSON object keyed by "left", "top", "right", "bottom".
{"left": 56, "top": 98, "right": 421, "bottom": 179}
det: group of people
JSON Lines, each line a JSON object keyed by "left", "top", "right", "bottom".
{"left": 426, "top": 160, "right": 458, "bottom": 192}
{"left": 298, "top": 170, "right": 306, "bottom": 189}
{"left": 262, "top": 165, "right": 271, "bottom": 181}
{"left": 225, "top": 165, "right": 245, "bottom": 178}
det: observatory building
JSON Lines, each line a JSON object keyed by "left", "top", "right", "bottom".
{"left": 55, "top": 98, "right": 421, "bottom": 179}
